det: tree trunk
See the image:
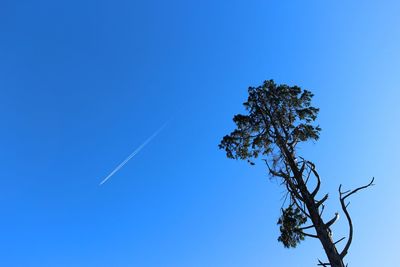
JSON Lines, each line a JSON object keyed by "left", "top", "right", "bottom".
{"left": 304, "top": 193, "right": 344, "bottom": 267}
{"left": 285, "top": 149, "right": 344, "bottom": 267}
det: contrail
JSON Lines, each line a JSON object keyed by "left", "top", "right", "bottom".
{"left": 99, "top": 121, "right": 169, "bottom": 186}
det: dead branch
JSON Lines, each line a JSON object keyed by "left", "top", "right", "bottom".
{"left": 316, "top": 193, "right": 329, "bottom": 207}
{"left": 334, "top": 237, "right": 346, "bottom": 245}
{"left": 325, "top": 212, "right": 339, "bottom": 228}
{"left": 319, "top": 204, "right": 325, "bottom": 217}
{"left": 299, "top": 224, "right": 315, "bottom": 231}
{"left": 309, "top": 161, "right": 321, "bottom": 197}
{"left": 300, "top": 231, "right": 318, "bottom": 238}
{"left": 338, "top": 177, "right": 375, "bottom": 259}
{"left": 317, "top": 259, "right": 331, "bottom": 266}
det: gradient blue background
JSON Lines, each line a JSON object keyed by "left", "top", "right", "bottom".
{"left": 0, "top": 0, "right": 399, "bottom": 266}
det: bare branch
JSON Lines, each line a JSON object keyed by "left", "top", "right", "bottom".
{"left": 339, "top": 177, "right": 375, "bottom": 259}
{"left": 325, "top": 212, "right": 339, "bottom": 228}
{"left": 319, "top": 204, "right": 325, "bottom": 217}
{"left": 280, "top": 191, "right": 290, "bottom": 209}
{"left": 300, "top": 231, "right": 318, "bottom": 238}
{"left": 342, "top": 177, "right": 375, "bottom": 201}
{"left": 317, "top": 259, "right": 331, "bottom": 266}
{"left": 299, "top": 224, "right": 315, "bottom": 231}
{"left": 334, "top": 237, "right": 346, "bottom": 245}
{"left": 309, "top": 161, "right": 321, "bottom": 197}
{"left": 299, "top": 159, "right": 306, "bottom": 174}
{"left": 299, "top": 223, "right": 318, "bottom": 239}
{"left": 304, "top": 166, "right": 312, "bottom": 185}
{"left": 316, "top": 193, "right": 329, "bottom": 207}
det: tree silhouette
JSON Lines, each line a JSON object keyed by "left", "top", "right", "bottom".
{"left": 219, "top": 80, "right": 373, "bottom": 267}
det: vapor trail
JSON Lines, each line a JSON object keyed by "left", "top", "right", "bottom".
{"left": 99, "top": 121, "right": 169, "bottom": 186}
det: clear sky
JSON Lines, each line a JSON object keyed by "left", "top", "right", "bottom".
{"left": 0, "top": 0, "right": 399, "bottom": 266}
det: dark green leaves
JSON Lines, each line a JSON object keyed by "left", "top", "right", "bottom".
{"left": 219, "top": 80, "right": 321, "bottom": 163}
{"left": 277, "top": 206, "right": 308, "bottom": 248}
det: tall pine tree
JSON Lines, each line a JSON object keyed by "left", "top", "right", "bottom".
{"left": 219, "top": 80, "right": 373, "bottom": 266}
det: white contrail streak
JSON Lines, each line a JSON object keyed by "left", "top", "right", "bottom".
{"left": 99, "top": 121, "right": 169, "bottom": 186}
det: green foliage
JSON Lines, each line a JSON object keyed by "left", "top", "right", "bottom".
{"left": 219, "top": 79, "right": 321, "bottom": 249}
{"left": 277, "top": 206, "right": 308, "bottom": 248}
{"left": 218, "top": 79, "right": 369, "bottom": 266}
{"left": 219, "top": 80, "right": 321, "bottom": 164}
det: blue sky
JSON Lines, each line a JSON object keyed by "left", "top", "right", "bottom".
{"left": 0, "top": 0, "right": 399, "bottom": 266}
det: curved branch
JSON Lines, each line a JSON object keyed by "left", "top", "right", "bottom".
{"left": 316, "top": 193, "right": 329, "bottom": 207}
{"left": 309, "top": 161, "right": 321, "bottom": 197}
{"left": 339, "top": 177, "right": 375, "bottom": 259}
{"left": 342, "top": 177, "right": 375, "bottom": 201}
{"left": 325, "top": 212, "right": 339, "bottom": 228}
